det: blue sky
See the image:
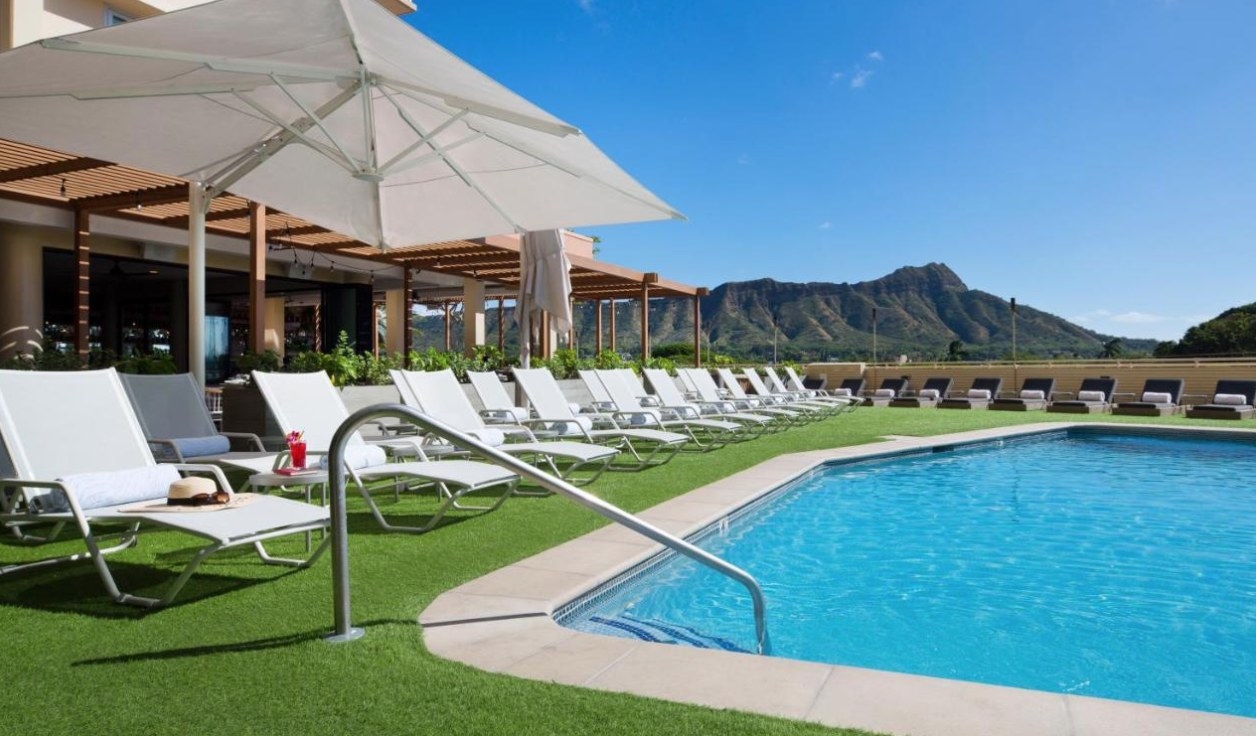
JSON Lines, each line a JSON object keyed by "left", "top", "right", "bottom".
{"left": 409, "top": 1, "right": 1256, "bottom": 341}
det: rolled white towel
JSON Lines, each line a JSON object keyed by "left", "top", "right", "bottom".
{"left": 1019, "top": 390, "right": 1045, "bottom": 401}
{"left": 318, "top": 444, "right": 388, "bottom": 470}
{"left": 1141, "top": 391, "right": 1172, "bottom": 404}
{"left": 1077, "top": 390, "right": 1106, "bottom": 402}
{"left": 832, "top": 388, "right": 853, "bottom": 397}
{"left": 49, "top": 464, "right": 183, "bottom": 512}
{"left": 1213, "top": 393, "right": 1248, "bottom": 406}
{"left": 874, "top": 388, "right": 896, "bottom": 398}
{"left": 554, "top": 415, "right": 595, "bottom": 435}
{"left": 967, "top": 389, "right": 991, "bottom": 400}
{"left": 918, "top": 389, "right": 940, "bottom": 400}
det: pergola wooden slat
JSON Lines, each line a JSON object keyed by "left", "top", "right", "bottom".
{"left": 0, "top": 137, "right": 708, "bottom": 362}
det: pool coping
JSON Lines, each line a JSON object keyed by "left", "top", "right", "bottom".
{"left": 420, "top": 421, "right": 1256, "bottom": 736}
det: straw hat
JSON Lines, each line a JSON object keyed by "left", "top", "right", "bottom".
{"left": 167, "top": 476, "right": 231, "bottom": 507}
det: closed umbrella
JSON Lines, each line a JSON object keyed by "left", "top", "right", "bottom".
{"left": 517, "top": 229, "right": 572, "bottom": 367}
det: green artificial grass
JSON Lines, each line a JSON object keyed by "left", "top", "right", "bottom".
{"left": 0, "top": 409, "right": 1236, "bottom": 735}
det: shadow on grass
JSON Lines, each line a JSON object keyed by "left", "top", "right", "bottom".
{"left": 71, "top": 618, "right": 410, "bottom": 666}
{"left": 0, "top": 552, "right": 315, "bottom": 619}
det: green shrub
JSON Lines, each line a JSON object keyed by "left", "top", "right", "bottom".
{"left": 114, "top": 351, "right": 177, "bottom": 375}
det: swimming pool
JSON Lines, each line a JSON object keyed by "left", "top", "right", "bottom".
{"left": 559, "top": 428, "right": 1256, "bottom": 717}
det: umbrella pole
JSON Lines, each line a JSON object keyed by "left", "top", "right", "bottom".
{"left": 188, "top": 182, "right": 208, "bottom": 389}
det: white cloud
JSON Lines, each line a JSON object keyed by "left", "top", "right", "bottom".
{"left": 818, "top": 221, "right": 832, "bottom": 230}
{"left": 1110, "top": 311, "right": 1164, "bottom": 324}
{"left": 736, "top": 153, "right": 751, "bottom": 166}
{"left": 850, "top": 68, "right": 874, "bottom": 89}
{"left": 867, "top": 50, "right": 884, "bottom": 62}
{"left": 577, "top": 0, "right": 595, "bottom": 13}
{"left": 830, "top": 71, "right": 845, "bottom": 85}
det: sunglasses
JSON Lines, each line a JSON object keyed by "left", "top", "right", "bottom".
{"left": 167, "top": 489, "right": 232, "bottom": 507}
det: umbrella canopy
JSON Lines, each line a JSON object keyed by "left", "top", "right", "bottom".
{"left": 0, "top": 0, "right": 682, "bottom": 248}
{"left": 517, "top": 229, "right": 573, "bottom": 366}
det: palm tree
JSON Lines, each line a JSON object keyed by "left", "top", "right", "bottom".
{"left": 1099, "top": 338, "right": 1124, "bottom": 359}
{"left": 945, "top": 339, "right": 967, "bottom": 362}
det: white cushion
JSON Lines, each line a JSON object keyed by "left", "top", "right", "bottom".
{"left": 555, "top": 416, "right": 595, "bottom": 435}
{"left": 1214, "top": 393, "right": 1248, "bottom": 406}
{"left": 1078, "top": 390, "right": 1106, "bottom": 402}
{"left": 832, "top": 388, "right": 853, "bottom": 397}
{"left": 1141, "top": 391, "right": 1172, "bottom": 405}
{"left": 49, "top": 464, "right": 183, "bottom": 512}
{"left": 874, "top": 388, "right": 896, "bottom": 398}
{"left": 1020, "top": 390, "right": 1045, "bottom": 401}
{"left": 967, "top": 389, "right": 991, "bottom": 400}
{"left": 918, "top": 389, "right": 940, "bottom": 400}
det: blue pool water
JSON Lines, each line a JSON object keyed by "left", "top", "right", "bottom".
{"left": 559, "top": 430, "right": 1256, "bottom": 717}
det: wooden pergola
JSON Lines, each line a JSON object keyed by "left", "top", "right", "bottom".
{"left": 0, "top": 138, "right": 708, "bottom": 363}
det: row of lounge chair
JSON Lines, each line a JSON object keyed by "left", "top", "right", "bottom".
{"left": 830, "top": 373, "right": 1256, "bottom": 419}
{"left": 0, "top": 364, "right": 857, "bottom": 608}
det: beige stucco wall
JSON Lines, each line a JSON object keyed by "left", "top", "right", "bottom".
{"left": 805, "top": 361, "right": 1256, "bottom": 405}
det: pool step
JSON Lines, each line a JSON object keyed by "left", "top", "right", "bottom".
{"left": 586, "top": 614, "right": 747, "bottom": 652}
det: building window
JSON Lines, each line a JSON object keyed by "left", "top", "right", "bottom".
{"left": 104, "top": 8, "right": 131, "bottom": 26}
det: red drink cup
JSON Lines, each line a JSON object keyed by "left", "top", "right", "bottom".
{"left": 289, "top": 440, "right": 307, "bottom": 469}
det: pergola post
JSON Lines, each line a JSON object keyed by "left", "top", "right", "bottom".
{"left": 401, "top": 267, "right": 413, "bottom": 367}
{"left": 247, "top": 202, "right": 267, "bottom": 355}
{"left": 640, "top": 276, "right": 656, "bottom": 361}
{"left": 73, "top": 208, "right": 90, "bottom": 359}
{"left": 594, "top": 299, "right": 603, "bottom": 354}
{"left": 692, "top": 288, "right": 708, "bottom": 368}
{"left": 462, "top": 278, "right": 486, "bottom": 357}
{"left": 540, "top": 312, "right": 551, "bottom": 358}
{"left": 497, "top": 297, "right": 505, "bottom": 352}
{"left": 609, "top": 299, "right": 617, "bottom": 352}
{"left": 443, "top": 301, "right": 452, "bottom": 352}
{"left": 187, "top": 182, "right": 208, "bottom": 389}
{"left": 568, "top": 297, "right": 576, "bottom": 352}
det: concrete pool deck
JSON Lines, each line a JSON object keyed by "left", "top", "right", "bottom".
{"left": 420, "top": 422, "right": 1256, "bottom": 736}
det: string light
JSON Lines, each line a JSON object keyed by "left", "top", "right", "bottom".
{"left": 59, "top": 178, "right": 67, "bottom": 197}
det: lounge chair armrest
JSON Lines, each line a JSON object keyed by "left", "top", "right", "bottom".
{"left": 611, "top": 409, "right": 662, "bottom": 426}
{"left": 147, "top": 438, "right": 186, "bottom": 463}
{"left": 638, "top": 396, "right": 662, "bottom": 407}
{"left": 480, "top": 409, "right": 524, "bottom": 424}
{"left": 171, "top": 463, "right": 234, "bottom": 491}
{"left": 219, "top": 431, "right": 265, "bottom": 452}
{"left": 1111, "top": 391, "right": 1136, "bottom": 400}
{"left": 1180, "top": 393, "right": 1210, "bottom": 401}
{"left": 662, "top": 404, "right": 702, "bottom": 420}
{"left": 1054, "top": 391, "right": 1076, "bottom": 399}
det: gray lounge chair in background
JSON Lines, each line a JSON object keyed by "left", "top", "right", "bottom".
{"left": 0, "top": 368, "right": 329, "bottom": 607}
{"left": 889, "top": 377, "right": 953, "bottom": 408}
{"left": 938, "top": 377, "right": 1003, "bottom": 410}
{"left": 863, "top": 377, "right": 910, "bottom": 407}
{"left": 1047, "top": 377, "right": 1118, "bottom": 414}
{"left": 1111, "top": 378, "right": 1186, "bottom": 417}
{"left": 990, "top": 377, "right": 1056, "bottom": 411}
{"left": 1184, "top": 380, "right": 1256, "bottom": 420}
{"left": 119, "top": 373, "right": 276, "bottom": 474}
{"left": 831, "top": 377, "right": 866, "bottom": 401}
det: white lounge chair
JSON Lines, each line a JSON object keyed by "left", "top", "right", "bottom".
{"left": 252, "top": 371, "right": 519, "bottom": 534}
{"left": 512, "top": 368, "right": 688, "bottom": 469}
{"left": 644, "top": 368, "right": 772, "bottom": 436}
{"left": 735, "top": 369, "right": 826, "bottom": 419}
{"left": 764, "top": 367, "right": 855, "bottom": 412}
{"left": 391, "top": 369, "right": 616, "bottom": 485}
{"left": 704, "top": 368, "right": 803, "bottom": 423}
{"left": 0, "top": 368, "right": 329, "bottom": 607}
{"left": 592, "top": 369, "right": 743, "bottom": 449}
{"left": 465, "top": 370, "right": 530, "bottom": 424}
{"left": 780, "top": 366, "right": 860, "bottom": 411}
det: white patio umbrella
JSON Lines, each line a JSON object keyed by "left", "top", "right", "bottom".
{"left": 517, "top": 229, "right": 573, "bottom": 367}
{"left": 0, "top": 0, "right": 682, "bottom": 384}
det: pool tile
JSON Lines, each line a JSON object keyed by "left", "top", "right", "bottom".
{"left": 419, "top": 591, "right": 549, "bottom": 626}
{"left": 586, "top": 643, "right": 831, "bottom": 720}
{"left": 808, "top": 666, "right": 1071, "bottom": 736}
{"left": 1066, "top": 694, "right": 1256, "bottom": 736}
{"left": 503, "top": 629, "right": 641, "bottom": 686}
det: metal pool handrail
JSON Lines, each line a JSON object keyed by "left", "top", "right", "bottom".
{"left": 324, "top": 403, "right": 770, "bottom": 654}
